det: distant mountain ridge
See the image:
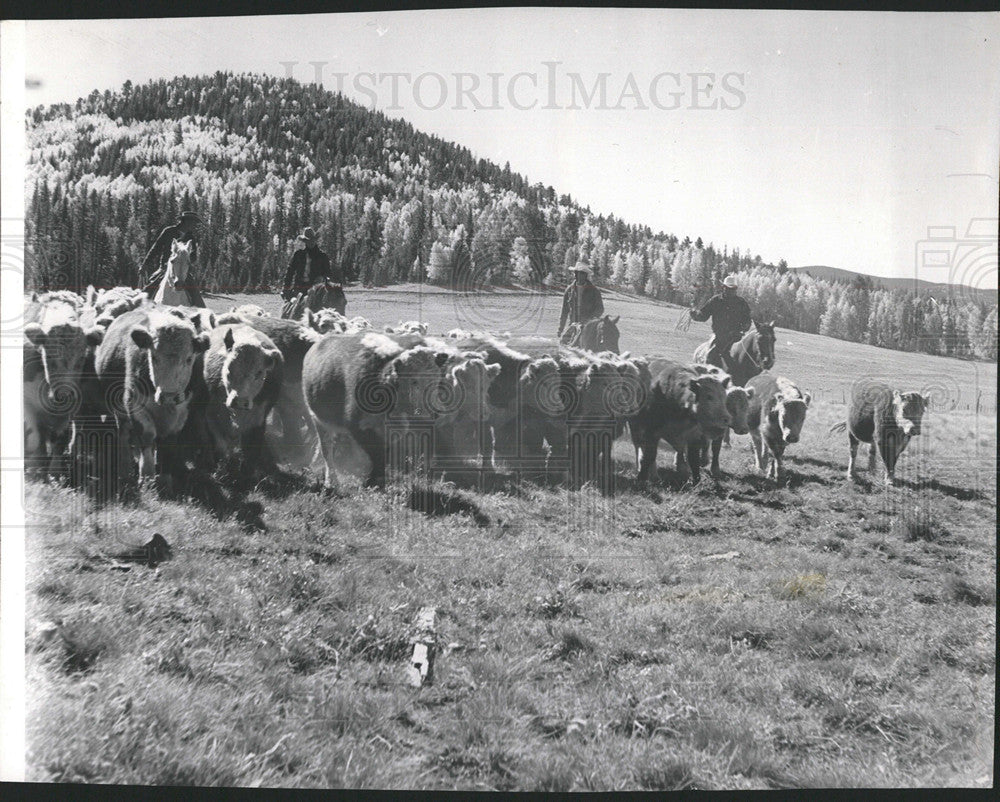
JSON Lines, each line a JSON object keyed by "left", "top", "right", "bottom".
{"left": 790, "top": 265, "right": 997, "bottom": 302}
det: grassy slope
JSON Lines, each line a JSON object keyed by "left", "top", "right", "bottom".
{"left": 25, "top": 287, "right": 995, "bottom": 789}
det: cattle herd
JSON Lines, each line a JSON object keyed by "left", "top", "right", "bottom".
{"left": 23, "top": 287, "right": 933, "bottom": 506}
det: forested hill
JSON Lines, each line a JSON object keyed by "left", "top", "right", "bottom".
{"left": 25, "top": 72, "right": 997, "bottom": 360}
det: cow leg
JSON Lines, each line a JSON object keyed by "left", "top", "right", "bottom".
{"left": 846, "top": 432, "right": 860, "bottom": 479}
{"left": 770, "top": 442, "right": 785, "bottom": 483}
{"left": 867, "top": 441, "right": 877, "bottom": 474}
{"left": 242, "top": 423, "right": 276, "bottom": 479}
{"left": 356, "top": 427, "right": 386, "bottom": 488}
{"left": 636, "top": 438, "right": 659, "bottom": 485}
{"left": 749, "top": 428, "right": 765, "bottom": 472}
{"left": 710, "top": 436, "right": 724, "bottom": 478}
{"left": 312, "top": 417, "right": 340, "bottom": 490}
{"left": 686, "top": 442, "right": 702, "bottom": 485}
{"left": 723, "top": 428, "right": 731, "bottom": 448}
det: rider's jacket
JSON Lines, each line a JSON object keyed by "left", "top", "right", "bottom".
{"left": 691, "top": 292, "right": 752, "bottom": 342}
{"left": 559, "top": 281, "right": 605, "bottom": 334}
{"left": 282, "top": 246, "right": 341, "bottom": 298}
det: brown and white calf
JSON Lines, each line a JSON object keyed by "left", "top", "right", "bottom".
{"left": 837, "top": 381, "right": 929, "bottom": 486}
{"left": 23, "top": 296, "right": 105, "bottom": 474}
{"left": 745, "top": 374, "right": 811, "bottom": 482}
{"left": 94, "top": 307, "right": 209, "bottom": 481}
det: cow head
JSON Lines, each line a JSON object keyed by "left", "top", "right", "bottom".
{"left": 384, "top": 345, "right": 451, "bottom": 418}
{"left": 309, "top": 309, "right": 349, "bottom": 334}
{"left": 220, "top": 327, "right": 278, "bottom": 411}
{"left": 892, "top": 390, "right": 929, "bottom": 437}
{"left": 24, "top": 303, "right": 104, "bottom": 405}
{"left": 770, "top": 388, "right": 811, "bottom": 444}
{"left": 521, "top": 357, "right": 563, "bottom": 415}
{"left": 130, "top": 314, "right": 210, "bottom": 406}
{"left": 687, "top": 374, "right": 731, "bottom": 440}
{"left": 724, "top": 384, "right": 756, "bottom": 435}
{"left": 436, "top": 354, "right": 501, "bottom": 421}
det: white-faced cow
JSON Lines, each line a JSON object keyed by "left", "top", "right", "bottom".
{"left": 693, "top": 364, "right": 756, "bottom": 478}
{"left": 216, "top": 311, "right": 321, "bottom": 461}
{"left": 94, "top": 307, "right": 209, "bottom": 482}
{"left": 193, "top": 324, "right": 284, "bottom": 474}
{"left": 23, "top": 296, "right": 105, "bottom": 474}
{"left": 303, "top": 331, "right": 451, "bottom": 488}
{"left": 835, "top": 381, "right": 929, "bottom": 486}
{"left": 627, "top": 359, "right": 731, "bottom": 486}
{"left": 745, "top": 374, "right": 811, "bottom": 482}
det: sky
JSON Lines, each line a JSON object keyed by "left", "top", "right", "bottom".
{"left": 18, "top": 9, "right": 1000, "bottom": 289}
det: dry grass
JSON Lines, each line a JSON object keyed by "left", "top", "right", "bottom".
{"left": 23, "top": 287, "right": 996, "bottom": 789}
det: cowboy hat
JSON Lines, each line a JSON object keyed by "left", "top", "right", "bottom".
{"left": 178, "top": 211, "right": 203, "bottom": 224}
{"left": 297, "top": 227, "right": 318, "bottom": 244}
{"left": 722, "top": 275, "right": 738, "bottom": 288}
{"left": 572, "top": 261, "right": 593, "bottom": 277}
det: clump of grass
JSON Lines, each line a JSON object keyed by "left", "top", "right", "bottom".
{"left": 545, "top": 627, "right": 595, "bottom": 660}
{"left": 945, "top": 575, "right": 994, "bottom": 607}
{"left": 894, "top": 513, "right": 950, "bottom": 543}
{"left": 774, "top": 573, "right": 826, "bottom": 600}
{"left": 633, "top": 757, "right": 700, "bottom": 790}
{"left": 530, "top": 585, "right": 579, "bottom": 619}
{"left": 55, "top": 614, "right": 117, "bottom": 673}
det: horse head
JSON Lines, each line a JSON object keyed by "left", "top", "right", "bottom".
{"left": 751, "top": 319, "right": 776, "bottom": 370}
{"left": 597, "top": 315, "right": 621, "bottom": 354}
{"left": 166, "top": 240, "right": 193, "bottom": 285}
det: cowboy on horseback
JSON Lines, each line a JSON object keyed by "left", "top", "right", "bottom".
{"left": 690, "top": 274, "right": 752, "bottom": 372}
{"left": 282, "top": 227, "right": 342, "bottom": 301}
{"left": 140, "top": 211, "right": 206, "bottom": 306}
{"left": 557, "top": 260, "right": 605, "bottom": 339}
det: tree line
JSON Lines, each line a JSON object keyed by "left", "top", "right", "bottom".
{"left": 25, "top": 72, "right": 997, "bottom": 361}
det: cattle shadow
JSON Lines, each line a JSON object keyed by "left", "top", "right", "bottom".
{"left": 894, "top": 477, "right": 994, "bottom": 504}
{"left": 793, "top": 455, "right": 844, "bottom": 472}
{"left": 406, "top": 482, "right": 493, "bottom": 527}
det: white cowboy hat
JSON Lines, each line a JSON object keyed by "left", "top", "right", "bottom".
{"left": 722, "top": 275, "right": 738, "bottom": 288}
{"left": 572, "top": 262, "right": 593, "bottom": 277}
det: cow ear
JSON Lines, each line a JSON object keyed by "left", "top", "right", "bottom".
{"left": 223, "top": 327, "right": 235, "bottom": 351}
{"left": 434, "top": 351, "right": 450, "bottom": 369}
{"left": 193, "top": 332, "right": 210, "bottom": 353}
{"left": 745, "top": 385, "right": 755, "bottom": 399}
{"left": 769, "top": 320, "right": 776, "bottom": 327}
{"left": 803, "top": 391, "right": 812, "bottom": 408}
{"left": 384, "top": 325, "right": 394, "bottom": 333}
{"left": 24, "top": 323, "right": 46, "bottom": 346}
{"left": 85, "top": 326, "right": 105, "bottom": 347}
{"left": 921, "top": 393, "right": 931, "bottom": 409}
{"left": 611, "top": 315, "right": 620, "bottom": 324}
{"left": 131, "top": 326, "right": 153, "bottom": 350}
{"left": 687, "top": 378, "right": 702, "bottom": 398}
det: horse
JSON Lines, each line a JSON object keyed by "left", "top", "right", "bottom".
{"left": 560, "top": 315, "right": 621, "bottom": 354}
{"left": 281, "top": 281, "right": 347, "bottom": 322}
{"left": 693, "top": 319, "right": 776, "bottom": 387}
{"left": 153, "top": 240, "right": 199, "bottom": 307}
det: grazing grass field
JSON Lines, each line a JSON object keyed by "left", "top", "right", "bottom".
{"left": 24, "top": 286, "right": 996, "bottom": 789}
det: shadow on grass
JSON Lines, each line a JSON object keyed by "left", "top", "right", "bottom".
{"left": 793, "top": 455, "right": 844, "bottom": 472}
{"left": 895, "top": 477, "right": 994, "bottom": 503}
{"left": 407, "top": 482, "right": 493, "bottom": 527}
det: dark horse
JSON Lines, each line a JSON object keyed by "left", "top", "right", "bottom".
{"left": 693, "top": 319, "right": 776, "bottom": 387}
{"left": 560, "top": 315, "right": 621, "bottom": 354}
{"left": 281, "top": 281, "right": 347, "bottom": 322}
